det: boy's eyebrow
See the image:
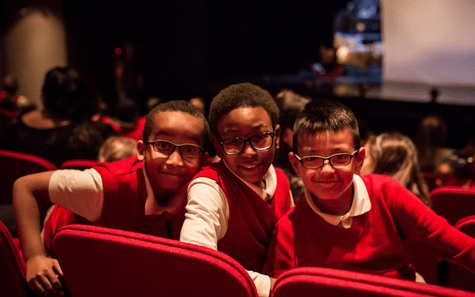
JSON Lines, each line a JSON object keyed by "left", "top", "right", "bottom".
{"left": 152, "top": 131, "right": 203, "bottom": 145}
{"left": 222, "top": 123, "right": 270, "bottom": 135}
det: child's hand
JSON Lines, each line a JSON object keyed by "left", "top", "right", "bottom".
{"left": 26, "top": 255, "right": 64, "bottom": 296}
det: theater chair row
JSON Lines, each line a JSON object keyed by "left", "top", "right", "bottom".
{"left": 2, "top": 221, "right": 475, "bottom": 297}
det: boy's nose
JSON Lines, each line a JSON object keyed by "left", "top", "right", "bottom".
{"left": 242, "top": 142, "right": 257, "bottom": 156}
{"left": 320, "top": 160, "right": 335, "bottom": 172}
{"left": 166, "top": 147, "right": 184, "bottom": 166}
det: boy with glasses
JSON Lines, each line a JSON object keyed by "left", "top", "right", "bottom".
{"left": 13, "top": 100, "right": 209, "bottom": 297}
{"left": 180, "top": 83, "right": 293, "bottom": 297}
{"left": 263, "top": 99, "right": 475, "bottom": 283}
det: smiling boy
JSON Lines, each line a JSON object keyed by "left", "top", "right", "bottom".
{"left": 13, "top": 100, "right": 209, "bottom": 297}
{"left": 180, "top": 83, "right": 293, "bottom": 297}
{"left": 263, "top": 99, "right": 475, "bottom": 282}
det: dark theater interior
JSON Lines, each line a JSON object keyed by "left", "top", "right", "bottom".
{"left": 2, "top": 1, "right": 475, "bottom": 296}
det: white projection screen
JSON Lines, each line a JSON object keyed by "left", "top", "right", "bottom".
{"left": 377, "top": 0, "right": 475, "bottom": 104}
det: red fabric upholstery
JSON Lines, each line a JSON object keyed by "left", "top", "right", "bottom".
{"left": 272, "top": 267, "right": 475, "bottom": 297}
{"left": 0, "top": 149, "right": 57, "bottom": 205}
{"left": 430, "top": 186, "right": 475, "bottom": 226}
{"left": 59, "top": 159, "right": 99, "bottom": 170}
{"left": 445, "top": 216, "right": 475, "bottom": 292}
{"left": 53, "top": 224, "right": 258, "bottom": 297}
{"left": 0, "top": 221, "right": 28, "bottom": 297}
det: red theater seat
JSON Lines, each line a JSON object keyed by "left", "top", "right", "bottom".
{"left": 272, "top": 267, "right": 475, "bottom": 297}
{"left": 53, "top": 224, "right": 258, "bottom": 297}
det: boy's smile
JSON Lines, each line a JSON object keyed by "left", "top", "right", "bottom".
{"left": 290, "top": 128, "right": 364, "bottom": 215}
{"left": 214, "top": 106, "right": 280, "bottom": 185}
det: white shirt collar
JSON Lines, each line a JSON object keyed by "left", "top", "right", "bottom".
{"left": 223, "top": 159, "right": 276, "bottom": 202}
{"left": 143, "top": 161, "right": 186, "bottom": 216}
{"left": 305, "top": 174, "right": 371, "bottom": 228}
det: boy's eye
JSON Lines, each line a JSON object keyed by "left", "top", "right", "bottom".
{"left": 157, "top": 141, "right": 171, "bottom": 149}
{"left": 227, "top": 139, "right": 242, "bottom": 146}
{"left": 333, "top": 154, "right": 346, "bottom": 160}
{"left": 305, "top": 156, "right": 318, "bottom": 162}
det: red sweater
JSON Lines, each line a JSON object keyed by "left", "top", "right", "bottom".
{"left": 44, "top": 156, "right": 186, "bottom": 256}
{"left": 194, "top": 161, "right": 293, "bottom": 272}
{"left": 264, "top": 174, "right": 475, "bottom": 279}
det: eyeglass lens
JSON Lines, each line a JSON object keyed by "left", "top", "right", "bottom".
{"left": 222, "top": 133, "right": 273, "bottom": 154}
{"left": 153, "top": 141, "right": 201, "bottom": 158}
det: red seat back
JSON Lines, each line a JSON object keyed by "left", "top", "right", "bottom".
{"left": 0, "top": 221, "right": 28, "bottom": 297}
{"left": 59, "top": 159, "right": 99, "bottom": 170}
{"left": 0, "top": 149, "right": 57, "bottom": 205}
{"left": 272, "top": 267, "right": 475, "bottom": 297}
{"left": 445, "top": 216, "right": 475, "bottom": 292}
{"left": 430, "top": 186, "right": 475, "bottom": 226}
{"left": 53, "top": 224, "right": 258, "bottom": 297}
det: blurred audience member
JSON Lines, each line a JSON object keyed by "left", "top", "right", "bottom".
{"left": 114, "top": 40, "right": 145, "bottom": 113}
{"left": 189, "top": 97, "right": 206, "bottom": 115}
{"left": 415, "top": 115, "right": 454, "bottom": 173}
{"left": 361, "top": 132, "right": 430, "bottom": 207}
{"left": 97, "top": 136, "right": 138, "bottom": 162}
{"left": 0, "top": 67, "right": 117, "bottom": 167}
{"left": 0, "top": 75, "right": 32, "bottom": 125}
{"left": 435, "top": 153, "right": 473, "bottom": 188}
{"left": 273, "top": 89, "right": 310, "bottom": 200}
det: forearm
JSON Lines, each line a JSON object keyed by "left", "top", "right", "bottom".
{"left": 13, "top": 173, "right": 53, "bottom": 261}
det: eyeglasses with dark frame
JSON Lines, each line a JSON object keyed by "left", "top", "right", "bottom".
{"left": 146, "top": 140, "right": 204, "bottom": 159}
{"left": 295, "top": 150, "right": 359, "bottom": 169}
{"left": 219, "top": 131, "right": 276, "bottom": 155}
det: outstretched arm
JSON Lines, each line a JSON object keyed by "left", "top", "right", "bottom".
{"left": 13, "top": 171, "right": 64, "bottom": 297}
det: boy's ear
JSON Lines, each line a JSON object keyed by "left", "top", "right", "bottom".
{"left": 137, "top": 140, "right": 146, "bottom": 161}
{"left": 353, "top": 146, "right": 365, "bottom": 174}
{"left": 289, "top": 152, "right": 302, "bottom": 176}
{"left": 212, "top": 136, "right": 224, "bottom": 159}
{"left": 199, "top": 151, "right": 210, "bottom": 168}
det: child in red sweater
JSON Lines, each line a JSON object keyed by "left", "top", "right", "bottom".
{"left": 263, "top": 99, "right": 475, "bottom": 284}
{"left": 180, "top": 83, "right": 293, "bottom": 297}
{"left": 13, "top": 100, "right": 210, "bottom": 297}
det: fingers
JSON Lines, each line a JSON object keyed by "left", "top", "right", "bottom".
{"left": 28, "top": 273, "right": 64, "bottom": 297}
{"left": 26, "top": 257, "right": 64, "bottom": 297}
{"left": 53, "top": 259, "right": 64, "bottom": 277}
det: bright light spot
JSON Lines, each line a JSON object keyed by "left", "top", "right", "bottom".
{"left": 114, "top": 47, "right": 122, "bottom": 55}
{"left": 336, "top": 46, "right": 350, "bottom": 64}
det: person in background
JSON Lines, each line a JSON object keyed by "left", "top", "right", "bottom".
{"left": 360, "top": 132, "right": 430, "bottom": 207}
{"left": 13, "top": 100, "right": 210, "bottom": 297}
{"left": 435, "top": 153, "right": 473, "bottom": 188}
{"left": 97, "top": 136, "right": 138, "bottom": 163}
{"left": 415, "top": 115, "right": 454, "bottom": 173}
{"left": 273, "top": 89, "right": 310, "bottom": 200}
{"left": 180, "top": 83, "right": 293, "bottom": 297}
{"left": 0, "top": 67, "right": 117, "bottom": 167}
{"left": 189, "top": 96, "right": 206, "bottom": 115}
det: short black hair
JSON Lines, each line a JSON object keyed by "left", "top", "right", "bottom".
{"left": 293, "top": 99, "right": 360, "bottom": 152}
{"left": 142, "top": 100, "right": 210, "bottom": 145}
{"left": 209, "top": 83, "right": 279, "bottom": 137}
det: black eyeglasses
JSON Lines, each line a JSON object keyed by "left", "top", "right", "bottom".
{"left": 295, "top": 150, "right": 358, "bottom": 169}
{"left": 219, "top": 132, "right": 276, "bottom": 155}
{"left": 146, "top": 140, "right": 204, "bottom": 159}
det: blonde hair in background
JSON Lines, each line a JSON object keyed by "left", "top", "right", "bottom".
{"left": 98, "top": 136, "right": 138, "bottom": 163}
{"left": 367, "top": 132, "right": 430, "bottom": 206}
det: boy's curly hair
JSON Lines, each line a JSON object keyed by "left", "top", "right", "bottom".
{"left": 209, "top": 83, "right": 279, "bottom": 137}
